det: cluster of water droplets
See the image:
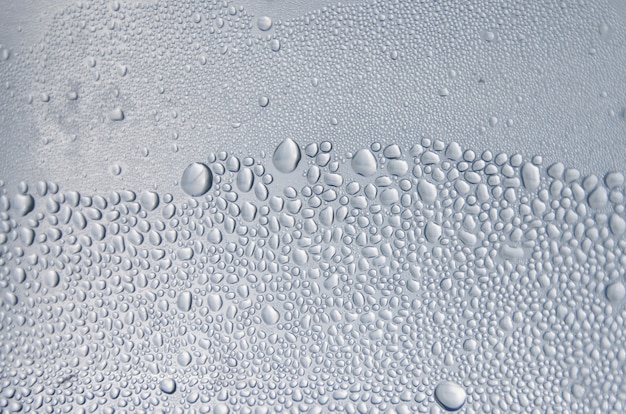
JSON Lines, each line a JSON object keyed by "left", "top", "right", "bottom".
{"left": 1, "top": 136, "right": 625, "bottom": 413}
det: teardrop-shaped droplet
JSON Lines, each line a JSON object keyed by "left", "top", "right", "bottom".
{"left": 272, "top": 138, "right": 302, "bottom": 173}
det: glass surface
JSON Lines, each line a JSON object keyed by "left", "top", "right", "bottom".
{"left": 0, "top": 0, "right": 625, "bottom": 413}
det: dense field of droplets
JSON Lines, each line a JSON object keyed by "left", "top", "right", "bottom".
{"left": 1, "top": 137, "right": 626, "bottom": 413}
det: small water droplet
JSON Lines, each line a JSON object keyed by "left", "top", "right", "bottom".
{"left": 107, "top": 107, "right": 125, "bottom": 121}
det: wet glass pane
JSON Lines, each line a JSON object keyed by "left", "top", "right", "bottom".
{"left": 0, "top": 0, "right": 625, "bottom": 412}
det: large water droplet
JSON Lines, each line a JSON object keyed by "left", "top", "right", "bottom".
{"left": 177, "top": 291, "right": 192, "bottom": 311}
{"left": 351, "top": 148, "right": 377, "bottom": 177}
{"left": 257, "top": 16, "right": 273, "bottom": 31}
{"left": 521, "top": 162, "right": 540, "bottom": 190}
{"left": 181, "top": 162, "right": 213, "bottom": 197}
{"left": 12, "top": 193, "right": 35, "bottom": 216}
{"left": 42, "top": 269, "right": 60, "bottom": 287}
{"left": 261, "top": 305, "right": 280, "bottom": 324}
{"left": 237, "top": 167, "right": 254, "bottom": 192}
{"left": 272, "top": 138, "right": 302, "bottom": 173}
{"left": 606, "top": 282, "right": 625, "bottom": 303}
{"left": 159, "top": 378, "right": 177, "bottom": 394}
{"left": 435, "top": 381, "right": 467, "bottom": 411}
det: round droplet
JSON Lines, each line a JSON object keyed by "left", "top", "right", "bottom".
{"left": 159, "top": 378, "right": 177, "bottom": 394}
{"left": 181, "top": 162, "right": 213, "bottom": 197}
{"left": 435, "top": 381, "right": 467, "bottom": 411}
{"left": 110, "top": 164, "right": 122, "bottom": 176}
{"left": 177, "top": 351, "right": 192, "bottom": 366}
{"left": 270, "top": 39, "right": 281, "bottom": 52}
{"left": 383, "top": 144, "right": 402, "bottom": 159}
{"left": 606, "top": 282, "right": 625, "bottom": 303}
{"left": 257, "top": 16, "right": 273, "bottom": 31}
{"left": 214, "top": 403, "right": 230, "bottom": 414}
{"left": 140, "top": 191, "right": 160, "bottom": 211}
{"left": 605, "top": 171, "right": 624, "bottom": 188}
{"left": 208, "top": 228, "right": 223, "bottom": 244}
{"left": 272, "top": 138, "right": 302, "bottom": 173}
{"left": 3, "top": 291, "right": 18, "bottom": 306}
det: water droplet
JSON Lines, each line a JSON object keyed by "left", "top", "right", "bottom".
{"left": 606, "top": 282, "right": 625, "bottom": 303}
{"left": 417, "top": 179, "right": 437, "bottom": 204}
{"left": 159, "top": 378, "right": 177, "bottom": 394}
{"left": 521, "top": 162, "right": 540, "bottom": 190}
{"left": 435, "top": 381, "right": 466, "bottom": 411}
{"left": 257, "top": 16, "right": 273, "bottom": 31}
{"left": 177, "top": 291, "right": 192, "bottom": 311}
{"left": 588, "top": 186, "right": 608, "bottom": 209}
{"left": 236, "top": 167, "right": 254, "bottom": 192}
{"left": 351, "top": 148, "right": 377, "bottom": 177}
{"left": 208, "top": 228, "right": 223, "bottom": 244}
{"left": 424, "top": 221, "right": 442, "bottom": 242}
{"left": 107, "top": 107, "right": 125, "bottom": 121}
{"left": 12, "top": 193, "right": 35, "bottom": 216}
{"left": 181, "top": 162, "right": 213, "bottom": 197}
{"left": 270, "top": 39, "right": 281, "bottom": 52}
{"left": 207, "top": 294, "right": 223, "bottom": 312}
{"left": 272, "top": 138, "right": 302, "bottom": 173}
{"left": 140, "top": 191, "right": 159, "bottom": 211}
{"left": 261, "top": 305, "right": 280, "bottom": 324}
{"left": 42, "top": 269, "right": 60, "bottom": 287}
